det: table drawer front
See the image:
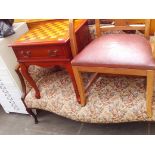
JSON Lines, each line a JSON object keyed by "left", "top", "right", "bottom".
{"left": 15, "top": 45, "right": 66, "bottom": 60}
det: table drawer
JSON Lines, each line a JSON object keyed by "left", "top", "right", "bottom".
{"left": 14, "top": 45, "right": 67, "bottom": 60}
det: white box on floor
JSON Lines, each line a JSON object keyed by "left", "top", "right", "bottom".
{"left": 0, "top": 22, "right": 28, "bottom": 114}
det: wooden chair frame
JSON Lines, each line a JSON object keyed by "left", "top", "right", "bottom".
{"left": 69, "top": 19, "right": 155, "bottom": 118}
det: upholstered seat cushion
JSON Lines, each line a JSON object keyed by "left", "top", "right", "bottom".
{"left": 25, "top": 70, "right": 155, "bottom": 123}
{"left": 71, "top": 34, "right": 155, "bottom": 70}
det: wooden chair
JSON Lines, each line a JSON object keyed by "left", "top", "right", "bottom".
{"left": 69, "top": 19, "right": 155, "bottom": 118}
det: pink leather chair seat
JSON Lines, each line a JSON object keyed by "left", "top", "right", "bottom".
{"left": 71, "top": 34, "right": 155, "bottom": 70}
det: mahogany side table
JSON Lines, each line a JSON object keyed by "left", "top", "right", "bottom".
{"left": 10, "top": 19, "right": 91, "bottom": 102}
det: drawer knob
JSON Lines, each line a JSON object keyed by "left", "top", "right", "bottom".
{"left": 48, "top": 49, "right": 58, "bottom": 57}
{"left": 20, "top": 51, "right": 31, "bottom": 58}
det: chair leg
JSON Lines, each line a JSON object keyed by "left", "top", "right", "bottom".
{"left": 146, "top": 70, "right": 155, "bottom": 118}
{"left": 72, "top": 67, "right": 86, "bottom": 106}
{"left": 65, "top": 64, "right": 80, "bottom": 103}
{"left": 26, "top": 108, "right": 38, "bottom": 124}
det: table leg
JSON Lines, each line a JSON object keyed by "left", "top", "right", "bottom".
{"left": 65, "top": 64, "right": 80, "bottom": 103}
{"left": 20, "top": 63, "right": 41, "bottom": 99}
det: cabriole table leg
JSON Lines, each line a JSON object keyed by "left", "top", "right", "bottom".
{"left": 20, "top": 63, "right": 41, "bottom": 99}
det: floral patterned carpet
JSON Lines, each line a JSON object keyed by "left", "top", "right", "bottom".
{"left": 25, "top": 68, "right": 155, "bottom": 123}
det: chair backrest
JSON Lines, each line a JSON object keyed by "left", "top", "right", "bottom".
{"left": 95, "top": 19, "right": 151, "bottom": 38}
{"left": 69, "top": 19, "right": 151, "bottom": 57}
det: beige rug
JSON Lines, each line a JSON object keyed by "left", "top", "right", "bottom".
{"left": 25, "top": 70, "right": 155, "bottom": 123}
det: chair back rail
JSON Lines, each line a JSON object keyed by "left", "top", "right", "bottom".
{"left": 95, "top": 19, "right": 150, "bottom": 38}
{"left": 69, "top": 19, "right": 78, "bottom": 57}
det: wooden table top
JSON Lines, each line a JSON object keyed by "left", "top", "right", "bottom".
{"left": 15, "top": 19, "right": 51, "bottom": 23}
{"left": 13, "top": 19, "right": 87, "bottom": 46}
